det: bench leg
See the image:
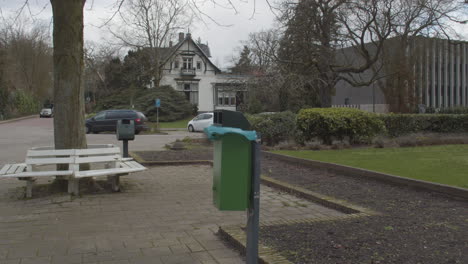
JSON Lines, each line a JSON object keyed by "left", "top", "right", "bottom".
{"left": 25, "top": 179, "right": 34, "bottom": 198}
{"left": 68, "top": 178, "right": 79, "bottom": 196}
{"left": 108, "top": 175, "right": 120, "bottom": 192}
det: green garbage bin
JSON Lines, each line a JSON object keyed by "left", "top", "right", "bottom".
{"left": 205, "top": 126, "right": 257, "bottom": 211}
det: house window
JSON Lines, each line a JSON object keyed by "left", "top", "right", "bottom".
{"left": 182, "top": 58, "right": 193, "bottom": 70}
{"left": 177, "top": 82, "right": 198, "bottom": 105}
{"left": 197, "top": 61, "right": 201, "bottom": 70}
{"left": 174, "top": 61, "right": 179, "bottom": 68}
{"left": 217, "top": 89, "right": 236, "bottom": 106}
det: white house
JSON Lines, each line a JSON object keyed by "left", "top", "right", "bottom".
{"left": 159, "top": 32, "right": 248, "bottom": 113}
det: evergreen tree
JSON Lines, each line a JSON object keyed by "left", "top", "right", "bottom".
{"left": 231, "top": 46, "right": 252, "bottom": 75}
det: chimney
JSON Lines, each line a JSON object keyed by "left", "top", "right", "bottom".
{"left": 186, "top": 33, "right": 192, "bottom": 39}
{"left": 178, "top": 32, "right": 185, "bottom": 43}
{"left": 169, "top": 41, "right": 173, "bottom": 47}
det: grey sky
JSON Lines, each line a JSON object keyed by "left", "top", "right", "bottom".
{"left": 0, "top": 0, "right": 276, "bottom": 68}
{"left": 1, "top": 0, "right": 467, "bottom": 69}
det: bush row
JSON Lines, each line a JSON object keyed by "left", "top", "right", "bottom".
{"left": 380, "top": 114, "right": 468, "bottom": 137}
{"left": 94, "top": 85, "right": 193, "bottom": 122}
{"left": 249, "top": 108, "right": 468, "bottom": 146}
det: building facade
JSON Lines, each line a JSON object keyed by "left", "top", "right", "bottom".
{"left": 159, "top": 33, "right": 247, "bottom": 113}
{"left": 333, "top": 37, "right": 468, "bottom": 112}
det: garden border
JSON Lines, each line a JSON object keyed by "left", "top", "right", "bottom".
{"left": 264, "top": 152, "right": 468, "bottom": 200}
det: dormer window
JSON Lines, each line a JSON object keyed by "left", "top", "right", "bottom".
{"left": 174, "top": 61, "right": 179, "bottom": 68}
{"left": 183, "top": 58, "right": 193, "bottom": 70}
{"left": 197, "top": 61, "right": 201, "bottom": 70}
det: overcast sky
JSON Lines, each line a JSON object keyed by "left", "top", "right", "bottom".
{"left": 1, "top": 0, "right": 467, "bottom": 69}
{"left": 0, "top": 0, "right": 277, "bottom": 69}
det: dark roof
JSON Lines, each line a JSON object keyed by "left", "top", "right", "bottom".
{"left": 160, "top": 35, "right": 220, "bottom": 73}
{"left": 198, "top": 43, "right": 211, "bottom": 57}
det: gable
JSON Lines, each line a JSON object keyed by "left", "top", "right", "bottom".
{"left": 162, "top": 36, "right": 221, "bottom": 73}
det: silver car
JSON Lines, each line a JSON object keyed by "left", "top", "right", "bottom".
{"left": 39, "top": 108, "right": 53, "bottom": 118}
{"left": 187, "top": 113, "right": 213, "bottom": 132}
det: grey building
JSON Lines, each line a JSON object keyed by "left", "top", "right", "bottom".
{"left": 333, "top": 36, "right": 468, "bottom": 112}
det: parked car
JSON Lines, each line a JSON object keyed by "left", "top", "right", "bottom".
{"left": 187, "top": 113, "right": 213, "bottom": 132}
{"left": 39, "top": 108, "right": 53, "bottom": 118}
{"left": 85, "top": 110, "right": 148, "bottom": 134}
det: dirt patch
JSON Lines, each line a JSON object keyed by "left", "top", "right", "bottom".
{"left": 260, "top": 156, "right": 468, "bottom": 264}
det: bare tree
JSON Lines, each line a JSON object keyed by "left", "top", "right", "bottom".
{"left": 0, "top": 14, "right": 53, "bottom": 109}
{"left": 371, "top": 0, "right": 467, "bottom": 112}
{"left": 50, "top": 0, "right": 87, "bottom": 151}
{"left": 110, "top": 0, "right": 190, "bottom": 89}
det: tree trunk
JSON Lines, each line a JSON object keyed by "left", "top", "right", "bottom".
{"left": 50, "top": 0, "right": 87, "bottom": 150}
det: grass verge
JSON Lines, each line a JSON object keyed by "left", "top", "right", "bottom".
{"left": 273, "top": 144, "right": 468, "bottom": 189}
{"left": 148, "top": 117, "right": 193, "bottom": 129}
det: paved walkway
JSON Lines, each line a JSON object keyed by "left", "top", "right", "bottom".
{"left": 0, "top": 165, "right": 344, "bottom": 264}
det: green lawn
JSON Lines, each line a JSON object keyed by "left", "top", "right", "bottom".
{"left": 153, "top": 117, "right": 193, "bottom": 129}
{"left": 274, "top": 145, "right": 468, "bottom": 188}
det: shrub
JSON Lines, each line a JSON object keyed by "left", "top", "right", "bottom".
{"left": 297, "top": 108, "right": 385, "bottom": 145}
{"left": 380, "top": 114, "right": 468, "bottom": 137}
{"left": 247, "top": 111, "right": 297, "bottom": 146}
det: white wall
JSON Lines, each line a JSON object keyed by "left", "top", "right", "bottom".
{"left": 160, "top": 39, "right": 220, "bottom": 112}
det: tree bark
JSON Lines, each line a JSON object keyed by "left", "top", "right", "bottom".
{"left": 50, "top": 0, "right": 87, "bottom": 150}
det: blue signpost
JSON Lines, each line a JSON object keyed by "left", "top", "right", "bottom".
{"left": 155, "top": 99, "right": 161, "bottom": 130}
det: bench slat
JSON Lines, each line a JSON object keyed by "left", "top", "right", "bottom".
{"left": 0, "top": 170, "right": 73, "bottom": 178}
{"left": 74, "top": 148, "right": 121, "bottom": 156}
{"left": 74, "top": 155, "right": 121, "bottom": 164}
{"left": 127, "top": 161, "right": 145, "bottom": 169}
{"left": 27, "top": 149, "right": 75, "bottom": 157}
{"left": 119, "top": 162, "right": 131, "bottom": 169}
{"left": 6, "top": 164, "right": 20, "bottom": 174}
{"left": 123, "top": 161, "right": 138, "bottom": 169}
{"left": 26, "top": 157, "right": 74, "bottom": 165}
{"left": 74, "top": 167, "right": 145, "bottom": 178}
{"left": 14, "top": 164, "right": 26, "bottom": 174}
{"left": 0, "top": 164, "right": 12, "bottom": 175}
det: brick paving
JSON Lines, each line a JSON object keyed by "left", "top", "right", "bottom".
{"left": 0, "top": 165, "right": 345, "bottom": 264}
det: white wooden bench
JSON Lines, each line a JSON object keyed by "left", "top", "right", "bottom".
{"left": 0, "top": 144, "right": 146, "bottom": 197}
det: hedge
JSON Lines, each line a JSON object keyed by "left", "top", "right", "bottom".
{"left": 95, "top": 85, "right": 192, "bottom": 122}
{"left": 247, "top": 111, "right": 296, "bottom": 146}
{"left": 297, "top": 108, "right": 385, "bottom": 145}
{"left": 380, "top": 114, "right": 468, "bottom": 137}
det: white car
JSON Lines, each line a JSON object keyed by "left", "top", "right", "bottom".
{"left": 39, "top": 108, "right": 53, "bottom": 118}
{"left": 187, "top": 113, "right": 213, "bottom": 132}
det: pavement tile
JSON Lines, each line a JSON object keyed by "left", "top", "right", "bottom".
{"left": 50, "top": 254, "right": 82, "bottom": 264}
{"left": 169, "top": 245, "right": 190, "bottom": 254}
{"left": 190, "top": 252, "right": 216, "bottom": 262}
{"left": 141, "top": 247, "right": 172, "bottom": 257}
{"left": 128, "top": 255, "right": 163, "bottom": 264}
{"left": 0, "top": 259, "right": 20, "bottom": 264}
{"left": 160, "top": 253, "right": 201, "bottom": 264}
{"left": 20, "top": 256, "right": 51, "bottom": 264}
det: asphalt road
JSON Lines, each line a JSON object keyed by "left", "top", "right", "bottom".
{"left": 0, "top": 117, "right": 204, "bottom": 166}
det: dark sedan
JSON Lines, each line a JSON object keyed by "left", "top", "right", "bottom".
{"left": 85, "top": 110, "right": 148, "bottom": 134}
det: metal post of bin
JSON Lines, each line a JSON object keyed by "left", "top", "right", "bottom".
{"left": 122, "top": 140, "right": 129, "bottom": 158}
{"left": 246, "top": 140, "right": 261, "bottom": 264}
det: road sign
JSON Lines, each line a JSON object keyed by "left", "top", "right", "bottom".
{"left": 155, "top": 98, "right": 161, "bottom": 108}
